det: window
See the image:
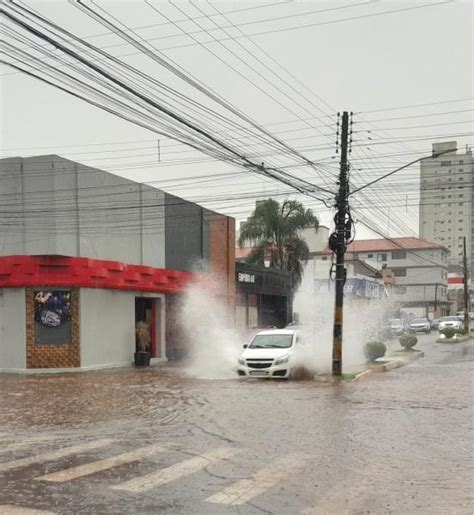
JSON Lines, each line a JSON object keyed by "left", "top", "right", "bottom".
{"left": 377, "top": 253, "right": 387, "bottom": 262}
{"left": 393, "top": 269, "right": 407, "bottom": 277}
{"left": 367, "top": 253, "right": 374, "bottom": 258}
{"left": 440, "top": 161, "right": 451, "bottom": 166}
{"left": 459, "top": 219, "right": 463, "bottom": 223}
{"left": 459, "top": 160, "right": 464, "bottom": 164}
{"left": 391, "top": 250, "right": 407, "bottom": 259}
{"left": 321, "top": 256, "right": 328, "bottom": 261}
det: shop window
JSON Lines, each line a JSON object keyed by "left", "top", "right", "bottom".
{"left": 34, "top": 290, "right": 72, "bottom": 345}
{"left": 391, "top": 250, "right": 406, "bottom": 259}
{"left": 393, "top": 269, "right": 407, "bottom": 277}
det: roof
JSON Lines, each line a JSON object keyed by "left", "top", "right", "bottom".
{"left": 312, "top": 237, "right": 447, "bottom": 256}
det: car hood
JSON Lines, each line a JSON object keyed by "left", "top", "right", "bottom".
{"left": 241, "top": 347, "right": 291, "bottom": 360}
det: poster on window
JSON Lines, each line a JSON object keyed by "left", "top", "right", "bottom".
{"left": 34, "top": 290, "right": 72, "bottom": 345}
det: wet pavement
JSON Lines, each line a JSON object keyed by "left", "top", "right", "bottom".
{"left": 0, "top": 334, "right": 473, "bottom": 514}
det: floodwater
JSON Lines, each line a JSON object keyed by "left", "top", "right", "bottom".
{"left": 0, "top": 334, "right": 473, "bottom": 514}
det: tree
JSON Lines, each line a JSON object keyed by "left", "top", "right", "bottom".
{"left": 238, "top": 199, "right": 319, "bottom": 290}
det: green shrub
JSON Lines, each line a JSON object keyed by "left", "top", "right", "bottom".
{"left": 441, "top": 327, "right": 456, "bottom": 339}
{"left": 364, "top": 341, "right": 387, "bottom": 362}
{"left": 399, "top": 333, "right": 418, "bottom": 349}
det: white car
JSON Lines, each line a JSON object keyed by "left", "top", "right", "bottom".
{"left": 438, "top": 316, "right": 463, "bottom": 333}
{"left": 237, "top": 329, "right": 300, "bottom": 379}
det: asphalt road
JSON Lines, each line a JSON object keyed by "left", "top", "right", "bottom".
{"left": 0, "top": 334, "right": 472, "bottom": 514}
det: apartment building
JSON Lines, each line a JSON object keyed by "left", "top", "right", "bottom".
{"left": 312, "top": 237, "right": 450, "bottom": 317}
{"left": 419, "top": 141, "right": 473, "bottom": 275}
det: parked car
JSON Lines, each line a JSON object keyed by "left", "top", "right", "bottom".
{"left": 387, "top": 318, "right": 406, "bottom": 336}
{"left": 408, "top": 317, "right": 431, "bottom": 334}
{"left": 430, "top": 318, "right": 440, "bottom": 330}
{"left": 438, "top": 316, "right": 464, "bottom": 333}
{"left": 237, "top": 329, "right": 301, "bottom": 379}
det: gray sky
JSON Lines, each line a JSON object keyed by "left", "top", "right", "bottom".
{"left": 1, "top": 0, "right": 472, "bottom": 238}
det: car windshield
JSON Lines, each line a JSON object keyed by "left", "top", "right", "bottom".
{"left": 440, "top": 317, "right": 458, "bottom": 322}
{"left": 412, "top": 318, "right": 427, "bottom": 324}
{"left": 389, "top": 319, "right": 401, "bottom": 325}
{"left": 249, "top": 334, "right": 293, "bottom": 349}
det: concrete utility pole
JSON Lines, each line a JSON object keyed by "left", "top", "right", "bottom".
{"left": 330, "top": 111, "right": 350, "bottom": 376}
{"left": 463, "top": 236, "right": 470, "bottom": 332}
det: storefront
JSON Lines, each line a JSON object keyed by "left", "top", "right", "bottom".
{"left": 235, "top": 263, "right": 293, "bottom": 329}
{"left": 0, "top": 156, "right": 235, "bottom": 371}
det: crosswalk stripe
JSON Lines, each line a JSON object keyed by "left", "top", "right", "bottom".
{"left": 0, "top": 506, "right": 56, "bottom": 514}
{"left": 0, "top": 437, "right": 58, "bottom": 454}
{"left": 206, "top": 453, "right": 307, "bottom": 506}
{"left": 0, "top": 439, "right": 114, "bottom": 473}
{"left": 111, "top": 447, "right": 237, "bottom": 493}
{"left": 34, "top": 444, "right": 168, "bottom": 482}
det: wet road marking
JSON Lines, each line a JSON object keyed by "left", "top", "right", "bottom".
{"left": 34, "top": 443, "right": 169, "bottom": 482}
{"left": 206, "top": 453, "right": 307, "bottom": 506}
{"left": 0, "top": 437, "right": 58, "bottom": 454}
{"left": 111, "top": 447, "right": 237, "bottom": 493}
{"left": 0, "top": 439, "right": 114, "bottom": 473}
{"left": 0, "top": 506, "right": 56, "bottom": 514}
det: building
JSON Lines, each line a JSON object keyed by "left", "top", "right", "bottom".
{"left": 311, "top": 237, "right": 450, "bottom": 317}
{"left": 0, "top": 155, "right": 235, "bottom": 371}
{"left": 302, "top": 256, "right": 392, "bottom": 303}
{"left": 419, "top": 141, "right": 473, "bottom": 275}
{"left": 235, "top": 262, "right": 293, "bottom": 330}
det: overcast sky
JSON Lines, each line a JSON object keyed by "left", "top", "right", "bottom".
{"left": 1, "top": 0, "right": 472, "bottom": 238}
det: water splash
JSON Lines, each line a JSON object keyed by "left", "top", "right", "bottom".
{"left": 180, "top": 272, "right": 395, "bottom": 378}
{"left": 179, "top": 275, "right": 242, "bottom": 379}
{"left": 293, "top": 273, "right": 396, "bottom": 374}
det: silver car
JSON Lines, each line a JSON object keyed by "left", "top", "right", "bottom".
{"left": 408, "top": 317, "right": 431, "bottom": 334}
{"left": 438, "top": 316, "right": 463, "bottom": 333}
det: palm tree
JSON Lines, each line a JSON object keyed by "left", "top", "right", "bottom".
{"left": 238, "top": 199, "right": 319, "bottom": 290}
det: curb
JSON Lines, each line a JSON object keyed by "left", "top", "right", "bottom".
{"left": 436, "top": 336, "right": 471, "bottom": 344}
{"left": 353, "top": 351, "right": 424, "bottom": 381}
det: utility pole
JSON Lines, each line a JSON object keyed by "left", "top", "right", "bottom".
{"left": 463, "top": 236, "right": 470, "bottom": 332}
{"left": 330, "top": 111, "right": 351, "bottom": 376}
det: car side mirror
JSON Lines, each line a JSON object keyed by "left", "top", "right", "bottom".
{"left": 243, "top": 344, "right": 248, "bottom": 349}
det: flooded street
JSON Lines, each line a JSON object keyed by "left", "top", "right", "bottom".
{"left": 1, "top": 334, "right": 473, "bottom": 514}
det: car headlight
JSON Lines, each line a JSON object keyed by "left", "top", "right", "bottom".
{"left": 238, "top": 358, "right": 246, "bottom": 365}
{"left": 274, "top": 355, "right": 290, "bottom": 366}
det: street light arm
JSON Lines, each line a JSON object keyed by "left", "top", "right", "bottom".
{"left": 349, "top": 147, "right": 457, "bottom": 196}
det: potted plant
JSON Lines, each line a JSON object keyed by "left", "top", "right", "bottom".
{"left": 135, "top": 321, "right": 151, "bottom": 367}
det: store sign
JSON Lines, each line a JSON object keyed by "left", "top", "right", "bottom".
{"left": 34, "top": 290, "right": 72, "bottom": 345}
{"left": 238, "top": 272, "right": 255, "bottom": 284}
{"left": 315, "top": 278, "right": 384, "bottom": 299}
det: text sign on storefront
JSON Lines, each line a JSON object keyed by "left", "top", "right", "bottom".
{"left": 238, "top": 272, "right": 255, "bottom": 284}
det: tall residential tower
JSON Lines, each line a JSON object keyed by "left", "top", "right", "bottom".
{"left": 419, "top": 141, "right": 473, "bottom": 275}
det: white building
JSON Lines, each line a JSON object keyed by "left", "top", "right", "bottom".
{"left": 419, "top": 141, "right": 473, "bottom": 275}
{"left": 311, "top": 237, "right": 450, "bottom": 317}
